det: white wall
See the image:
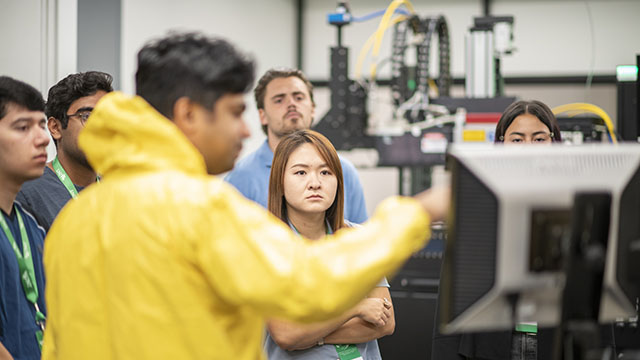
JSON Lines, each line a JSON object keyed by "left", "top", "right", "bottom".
{"left": 120, "top": 0, "right": 297, "bottom": 156}
{"left": 0, "top": 0, "right": 77, "bottom": 95}
{"left": 0, "top": 0, "right": 47, "bottom": 93}
{"left": 493, "top": 0, "right": 640, "bottom": 76}
{"left": 0, "top": 0, "right": 77, "bottom": 160}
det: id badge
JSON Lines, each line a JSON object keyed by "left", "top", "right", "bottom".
{"left": 335, "top": 344, "right": 363, "bottom": 360}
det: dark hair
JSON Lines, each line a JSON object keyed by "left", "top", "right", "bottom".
{"left": 494, "top": 100, "right": 562, "bottom": 143}
{"left": 135, "top": 32, "right": 255, "bottom": 119}
{"left": 46, "top": 71, "right": 113, "bottom": 129}
{"left": 0, "top": 76, "right": 45, "bottom": 120}
{"left": 254, "top": 68, "right": 315, "bottom": 135}
{"left": 268, "top": 130, "right": 345, "bottom": 233}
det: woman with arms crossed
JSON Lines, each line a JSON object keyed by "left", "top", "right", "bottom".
{"left": 265, "top": 130, "right": 393, "bottom": 360}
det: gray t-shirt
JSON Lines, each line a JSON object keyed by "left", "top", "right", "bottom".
{"left": 263, "top": 277, "right": 389, "bottom": 360}
{"left": 16, "top": 166, "right": 84, "bottom": 232}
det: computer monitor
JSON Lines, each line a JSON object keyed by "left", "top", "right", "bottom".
{"left": 439, "top": 143, "right": 640, "bottom": 334}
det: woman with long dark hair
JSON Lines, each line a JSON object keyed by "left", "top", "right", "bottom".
{"left": 433, "top": 100, "right": 562, "bottom": 360}
{"left": 265, "top": 130, "right": 394, "bottom": 360}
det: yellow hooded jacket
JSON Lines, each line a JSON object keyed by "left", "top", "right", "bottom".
{"left": 42, "top": 92, "right": 431, "bottom": 360}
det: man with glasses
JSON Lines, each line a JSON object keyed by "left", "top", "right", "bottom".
{"left": 17, "top": 71, "right": 113, "bottom": 231}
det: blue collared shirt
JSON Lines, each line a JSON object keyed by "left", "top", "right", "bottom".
{"left": 225, "top": 140, "right": 368, "bottom": 223}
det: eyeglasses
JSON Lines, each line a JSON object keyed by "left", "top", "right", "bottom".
{"left": 66, "top": 109, "right": 93, "bottom": 125}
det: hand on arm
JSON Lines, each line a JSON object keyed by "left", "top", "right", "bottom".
{"left": 353, "top": 297, "right": 391, "bottom": 327}
{"left": 324, "top": 286, "right": 395, "bottom": 345}
{"left": 267, "top": 306, "right": 360, "bottom": 351}
{"left": 267, "top": 287, "right": 394, "bottom": 350}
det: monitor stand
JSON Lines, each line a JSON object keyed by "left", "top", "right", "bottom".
{"left": 553, "top": 192, "right": 611, "bottom": 360}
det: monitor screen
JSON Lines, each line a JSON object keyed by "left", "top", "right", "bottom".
{"left": 439, "top": 143, "right": 640, "bottom": 334}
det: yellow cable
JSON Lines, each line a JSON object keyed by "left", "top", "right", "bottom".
{"left": 552, "top": 103, "right": 618, "bottom": 144}
{"left": 373, "top": 0, "right": 414, "bottom": 57}
{"left": 355, "top": 15, "right": 407, "bottom": 80}
{"left": 371, "top": 3, "right": 403, "bottom": 79}
{"left": 370, "top": 0, "right": 416, "bottom": 79}
{"left": 428, "top": 78, "right": 439, "bottom": 97}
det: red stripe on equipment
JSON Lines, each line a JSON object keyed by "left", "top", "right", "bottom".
{"left": 466, "top": 113, "right": 502, "bottom": 124}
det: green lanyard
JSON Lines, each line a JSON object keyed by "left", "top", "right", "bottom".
{"left": 334, "top": 344, "right": 363, "bottom": 360}
{"left": 515, "top": 323, "right": 538, "bottom": 334}
{"left": 287, "top": 219, "right": 363, "bottom": 360}
{"left": 52, "top": 156, "right": 79, "bottom": 199}
{"left": 0, "top": 206, "right": 46, "bottom": 348}
{"left": 52, "top": 156, "right": 99, "bottom": 199}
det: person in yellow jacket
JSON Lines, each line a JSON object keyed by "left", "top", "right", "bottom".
{"left": 42, "top": 32, "right": 449, "bottom": 360}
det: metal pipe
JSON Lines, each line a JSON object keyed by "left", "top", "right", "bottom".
{"left": 295, "top": 0, "right": 304, "bottom": 70}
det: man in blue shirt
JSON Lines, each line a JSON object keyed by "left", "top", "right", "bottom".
{"left": 225, "top": 68, "right": 368, "bottom": 223}
{"left": 0, "top": 76, "right": 49, "bottom": 359}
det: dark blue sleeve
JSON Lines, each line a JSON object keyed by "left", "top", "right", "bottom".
{"left": 15, "top": 184, "right": 61, "bottom": 232}
{"left": 15, "top": 191, "right": 34, "bottom": 223}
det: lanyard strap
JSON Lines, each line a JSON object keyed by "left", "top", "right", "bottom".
{"left": 52, "top": 156, "right": 79, "bottom": 199}
{"left": 0, "top": 206, "right": 46, "bottom": 347}
{"left": 52, "top": 156, "right": 100, "bottom": 199}
{"left": 335, "top": 344, "right": 363, "bottom": 360}
{"left": 515, "top": 322, "right": 538, "bottom": 333}
{"left": 0, "top": 206, "right": 38, "bottom": 302}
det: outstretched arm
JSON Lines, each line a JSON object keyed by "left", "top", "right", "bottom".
{"left": 197, "top": 182, "right": 448, "bottom": 324}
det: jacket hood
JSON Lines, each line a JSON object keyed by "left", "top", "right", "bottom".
{"left": 79, "top": 91, "right": 207, "bottom": 178}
